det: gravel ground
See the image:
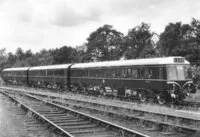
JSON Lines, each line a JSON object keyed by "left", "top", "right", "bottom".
{"left": 0, "top": 95, "right": 30, "bottom": 137}
{"left": 0, "top": 94, "right": 59, "bottom": 137}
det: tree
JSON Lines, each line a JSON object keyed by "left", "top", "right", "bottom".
{"left": 52, "top": 46, "right": 77, "bottom": 64}
{"left": 25, "top": 49, "right": 33, "bottom": 58}
{"left": 0, "top": 48, "right": 7, "bottom": 71}
{"left": 158, "top": 22, "right": 193, "bottom": 56}
{"left": 190, "top": 18, "right": 200, "bottom": 64}
{"left": 157, "top": 19, "right": 200, "bottom": 65}
{"left": 5, "top": 52, "right": 17, "bottom": 68}
{"left": 15, "top": 47, "right": 24, "bottom": 61}
{"left": 85, "top": 24, "right": 124, "bottom": 61}
{"left": 123, "top": 22, "right": 155, "bottom": 59}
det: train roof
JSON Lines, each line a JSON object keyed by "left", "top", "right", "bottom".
{"left": 3, "top": 67, "right": 30, "bottom": 72}
{"left": 71, "top": 57, "right": 190, "bottom": 69}
{"left": 29, "top": 64, "right": 71, "bottom": 71}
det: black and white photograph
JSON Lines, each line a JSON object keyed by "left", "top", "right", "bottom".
{"left": 0, "top": 0, "right": 200, "bottom": 137}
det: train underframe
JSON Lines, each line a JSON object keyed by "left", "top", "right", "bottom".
{"left": 69, "top": 83, "right": 190, "bottom": 104}
{"left": 3, "top": 79, "right": 195, "bottom": 105}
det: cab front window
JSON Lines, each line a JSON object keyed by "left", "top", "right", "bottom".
{"left": 167, "top": 65, "right": 192, "bottom": 80}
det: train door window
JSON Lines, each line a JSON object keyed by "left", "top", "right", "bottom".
{"left": 115, "top": 68, "right": 119, "bottom": 78}
{"left": 86, "top": 70, "right": 88, "bottom": 77}
{"left": 87, "top": 70, "right": 89, "bottom": 77}
{"left": 148, "top": 68, "right": 153, "bottom": 79}
{"left": 41, "top": 70, "right": 44, "bottom": 76}
{"left": 82, "top": 70, "right": 88, "bottom": 77}
{"left": 81, "top": 70, "right": 84, "bottom": 77}
{"left": 44, "top": 70, "right": 47, "bottom": 76}
{"left": 89, "top": 69, "right": 92, "bottom": 77}
{"left": 140, "top": 68, "right": 144, "bottom": 79}
{"left": 144, "top": 68, "right": 149, "bottom": 78}
{"left": 89, "top": 69, "right": 93, "bottom": 77}
{"left": 45, "top": 70, "right": 47, "bottom": 76}
{"left": 159, "top": 67, "right": 163, "bottom": 79}
{"left": 92, "top": 69, "right": 95, "bottom": 77}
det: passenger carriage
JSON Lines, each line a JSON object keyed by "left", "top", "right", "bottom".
{"left": 70, "top": 57, "right": 196, "bottom": 104}
{"left": 1, "top": 56, "right": 196, "bottom": 104}
{"left": 1, "top": 67, "right": 29, "bottom": 85}
{"left": 29, "top": 64, "right": 71, "bottom": 89}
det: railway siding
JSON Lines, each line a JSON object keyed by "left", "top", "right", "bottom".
{"left": 1, "top": 89, "right": 149, "bottom": 137}
{"left": 1, "top": 86, "right": 199, "bottom": 121}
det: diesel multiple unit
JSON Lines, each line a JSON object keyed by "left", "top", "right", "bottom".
{"left": 1, "top": 57, "right": 196, "bottom": 104}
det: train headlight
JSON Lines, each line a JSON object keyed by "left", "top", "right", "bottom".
{"left": 173, "top": 84, "right": 176, "bottom": 89}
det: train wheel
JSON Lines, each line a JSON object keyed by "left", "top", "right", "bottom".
{"left": 157, "top": 95, "right": 166, "bottom": 105}
{"left": 139, "top": 93, "right": 146, "bottom": 102}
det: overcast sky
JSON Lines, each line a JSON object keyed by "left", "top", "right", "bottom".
{"left": 0, "top": 0, "right": 199, "bottom": 53}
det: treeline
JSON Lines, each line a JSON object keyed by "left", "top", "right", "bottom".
{"left": 0, "top": 18, "right": 200, "bottom": 71}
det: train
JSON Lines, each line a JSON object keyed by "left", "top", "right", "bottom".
{"left": 1, "top": 56, "right": 196, "bottom": 104}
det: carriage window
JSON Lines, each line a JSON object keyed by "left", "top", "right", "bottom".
{"left": 55, "top": 69, "right": 64, "bottom": 76}
{"left": 76, "top": 70, "right": 81, "bottom": 77}
{"left": 90, "top": 69, "right": 95, "bottom": 77}
{"left": 96, "top": 69, "right": 101, "bottom": 77}
{"left": 110, "top": 69, "right": 116, "bottom": 78}
{"left": 122, "top": 68, "right": 127, "bottom": 78}
{"left": 140, "top": 68, "right": 153, "bottom": 79}
{"left": 115, "top": 68, "right": 121, "bottom": 78}
{"left": 47, "top": 70, "right": 54, "bottom": 76}
{"left": 132, "top": 68, "right": 138, "bottom": 79}
{"left": 148, "top": 68, "right": 153, "bottom": 79}
{"left": 140, "top": 68, "right": 144, "bottom": 79}
{"left": 84, "top": 70, "right": 88, "bottom": 77}
{"left": 103, "top": 69, "right": 108, "bottom": 78}
{"left": 72, "top": 70, "right": 76, "bottom": 77}
{"left": 100, "top": 69, "right": 104, "bottom": 77}
{"left": 127, "top": 68, "right": 132, "bottom": 77}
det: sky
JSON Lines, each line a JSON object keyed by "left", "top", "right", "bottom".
{"left": 0, "top": 0, "right": 199, "bottom": 53}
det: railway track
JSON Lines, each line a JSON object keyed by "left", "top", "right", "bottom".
{"left": 1, "top": 86, "right": 200, "bottom": 137}
{"left": 0, "top": 89, "right": 149, "bottom": 137}
{"left": 4, "top": 85, "right": 200, "bottom": 110}
{"left": 29, "top": 92, "right": 200, "bottom": 136}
